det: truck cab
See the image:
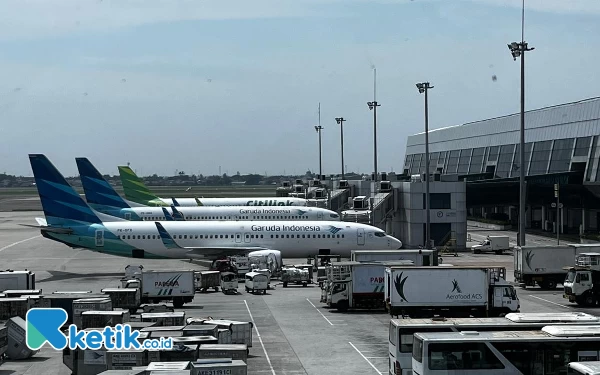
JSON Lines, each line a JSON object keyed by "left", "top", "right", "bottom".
{"left": 564, "top": 253, "right": 600, "bottom": 306}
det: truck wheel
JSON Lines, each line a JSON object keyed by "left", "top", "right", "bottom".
{"left": 173, "top": 297, "right": 184, "bottom": 309}
{"left": 473, "top": 249, "right": 481, "bottom": 254}
{"left": 495, "top": 250, "right": 503, "bottom": 255}
{"left": 302, "top": 283, "right": 307, "bottom": 287}
{"left": 283, "top": 282, "right": 288, "bottom": 288}
{"left": 540, "top": 279, "right": 557, "bottom": 290}
{"left": 337, "top": 300, "right": 349, "bottom": 312}
{"left": 585, "top": 293, "right": 597, "bottom": 306}
{"left": 214, "top": 287, "right": 219, "bottom": 292}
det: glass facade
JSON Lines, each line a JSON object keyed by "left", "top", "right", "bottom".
{"left": 404, "top": 136, "right": 599, "bottom": 181}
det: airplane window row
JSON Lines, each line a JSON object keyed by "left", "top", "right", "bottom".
{"left": 141, "top": 215, "right": 311, "bottom": 221}
{"left": 118, "top": 233, "right": 345, "bottom": 240}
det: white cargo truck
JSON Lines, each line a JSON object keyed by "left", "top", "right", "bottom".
{"left": 123, "top": 270, "right": 195, "bottom": 308}
{"left": 0, "top": 270, "right": 35, "bottom": 292}
{"left": 471, "top": 235, "right": 510, "bottom": 254}
{"left": 350, "top": 249, "right": 437, "bottom": 266}
{"left": 514, "top": 244, "right": 596, "bottom": 289}
{"left": 384, "top": 266, "right": 519, "bottom": 318}
{"left": 328, "top": 260, "right": 414, "bottom": 311}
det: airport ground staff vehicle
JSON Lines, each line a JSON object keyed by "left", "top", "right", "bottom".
{"left": 384, "top": 266, "right": 519, "bottom": 318}
{"left": 412, "top": 325, "right": 600, "bottom": 375}
{"left": 515, "top": 244, "right": 600, "bottom": 289}
{"left": 220, "top": 272, "right": 238, "bottom": 294}
{"left": 328, "top": 260, "right": 414, "bottom": 311}
{"left": 564, "top": 252, "right": 600, "bottom": 306}
{"left": 195, "top": 271, "right": 220, "bottom": 292}
{"left": 0, "top": 271, "right": 35, "bottom": 292}
{"left": 281, "top": 267, "right": 309, "bottom": 287}
{"left": 122, "top": 270, "right": 195, "bottom": 308}
{"left": 350, "top": 249, "right": 437, "bottom": 266}
{"left": 388, "top": 312, "right": 599, "bottom": 375}
{"left": 471, "top": 235, "right": 510, "bottom": 254}
{"left": 245, "top": 272, "right": 268, "bottom": 294}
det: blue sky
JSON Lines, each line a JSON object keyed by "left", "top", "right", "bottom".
{"left": 2, "top": 0, "right": 600, "bottom": 177}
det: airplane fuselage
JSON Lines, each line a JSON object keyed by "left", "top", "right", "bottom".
{"left": 45, "top": 220, "right": 402, "bottom": 259}
{"left": 163, "top": 197, "right": 308, "bottom": 207}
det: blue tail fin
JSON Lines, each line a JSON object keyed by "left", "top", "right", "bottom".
{"left": 161, "top": 207, "right": 175, "bottom": 221}
{"left": 29, "top": 154, "right": 101, "bottom": 225}
{"left": 171, "top": 198, "right": 180, "bottom": 207}
{"left": 155, "top": 222, "right": 181, "bottom": 249}
{"left": 171, "top": 205, "right": 186, "bottom": 221}
{"left": 76, "top": 157, "right": 130, "bottom": 209}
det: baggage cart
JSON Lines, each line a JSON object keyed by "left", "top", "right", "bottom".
{"left": 195, "top": 271, "right": 220, "bottom": 292}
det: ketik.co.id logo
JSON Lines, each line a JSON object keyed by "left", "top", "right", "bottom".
{"left": 26, "top": 308, "right": 172, "bottom": 350}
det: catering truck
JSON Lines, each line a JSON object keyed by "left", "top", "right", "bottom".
{"left": 328, "top": 260, "right": 414, "bottom": 311}
{"left": 471, "top": 235, "right": 510, "bottom": 254}
{"left": 122, "top": 270, "right": 195, "bottom": 308}
{"left": 514, "top": 244, "right": 600, "bottom": 289}
{"left": 350, "top": 249, "right": 437, "bottom": 266}
{"left": 384, "top": 266, "right": 519, "bottom": 318}
{"left": 564, "top": 252, "right": 600, "bottom": 306}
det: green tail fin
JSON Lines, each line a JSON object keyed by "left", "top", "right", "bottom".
{"left": 118, "top": 166, "right": 167, "bottom": 206}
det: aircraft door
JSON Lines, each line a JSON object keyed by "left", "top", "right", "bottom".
{"left": 317, "top": 211, "right": 323, "bottom": 220}
{"left": 357, "top": 228, "right": 365, "bottom": 246}
{"left": 244, "top": 232, "right": 251, "bottom": 243}
{"left": 95, "top": 230, "right": 105, "bottom": 247}
{"left": 235, "top": 233, "right": 242, "bottom": 243}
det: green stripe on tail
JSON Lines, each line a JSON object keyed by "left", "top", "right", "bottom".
{"left": 118, "top": 165, "right": 168, "bottom": 206}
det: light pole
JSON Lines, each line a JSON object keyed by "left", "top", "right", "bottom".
{"left": 416, "top": 82, "right": 434, "bottom": 250}
{"left": 367, "top": 101, "right": 381, "bottom": 181}
{"left": 315, "top": 125, "right": 324, "bottom": 179}
{"left": 335, "top": 117, "right": 346, "bottom": 180}
{"left": 508, "top": 40, "right": 534, "bottom": 246}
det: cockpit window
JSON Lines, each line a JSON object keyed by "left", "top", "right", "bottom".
{"left": 374, "top": 232, "right": 386, "bottom": 237}
{"left": 330, "top": 214, "right": 339, "bottom": 218}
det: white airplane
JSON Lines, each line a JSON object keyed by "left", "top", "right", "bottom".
{"left": 118, "top": 165, "right": 308, "bottom": 207}
{"left": 31, "top": 154, "right": 402, "bottom": 260}
{"left": 76, "top": 158, "right": 340, "bottom": 222}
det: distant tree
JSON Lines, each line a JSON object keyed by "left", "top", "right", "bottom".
{"left": 244, "top": 174, "right": 262, "bottom": 185}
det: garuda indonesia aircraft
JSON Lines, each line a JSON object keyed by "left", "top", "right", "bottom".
{"left": 31, "top": 155, "right": 402, "bottom": 259}
{"left": 76, "top": 158, "right": 340, "bottom": 222}
{"left": 118, "top": 165, "right": 308, "bottom": 207}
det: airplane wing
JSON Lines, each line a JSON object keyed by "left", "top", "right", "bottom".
{"left": 154, "top": 222, "right": 270, "bottom": 259}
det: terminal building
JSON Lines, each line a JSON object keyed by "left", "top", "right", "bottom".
{"left": 403, "top": 96, "right": 600, "bottom": 238}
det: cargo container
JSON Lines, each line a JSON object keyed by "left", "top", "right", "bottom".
{"left": 183, "top": 324, "right": 218, "bottom": 338}
{"left": 195, "top": 271, "right": 220, "bottom": 292}
{"left": 140, "top": 312, "right": 185, "bottom": 327}
{"left": 384, "top": 266, "right": 519, "bottom": 317}
{"left": 145, "top": 361, "right": 190, "bottom": 372}
{"left": 73, "top": 297, "right": 113, "bottom": 328}
{"left": 81, "top": 310, "right": 130, "bottom": 329}
{"left": 198, "top": 344, "right": 248, "bottom": 362}
{"left": 147, "top": 344, "right": 198, "bottom": 363}
{"left": 218, "top": 329, "right": 232, "bottom": 344}
{"left": 101, "top": 288, "right": 141, "bottom": 314}
{"left": 1, "top": 289, "right": 41, "bottom": 298}
{"left": 514, "top": 245, "right": 595, "bottom": 289}
{"left": 0, "top": 323, "right": 7, "bottom": 362}
{"left": 46, "top": 292, "right": 104, "bottom": 323}
{"left": 0, "top": 270, "right": 35, "bottom": 292}
{"left": 6, "top": 317, "right": 38, "bottom": 360}
{"left": 0, "top": 298, "right": 29, "bottom": 320}
{"left": 76, "top": 348, "right": 108, "bottom": 375}
{"left": 191, "top": 358, "right": 247, "bottom": 375}
{"left": 350, "top": 249, "right": 437, "bottom": 266}
{"left": 172, "top": 335, "right": 218, "bottom": 347}
{"left": 205, "top": 320, "right": 252, "bottom": 349}
{"left": 141, "top": 304, "right": 174, "bottom": 313}
{"left": 105, "top": 350, "right": 147, "bottom": 370}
